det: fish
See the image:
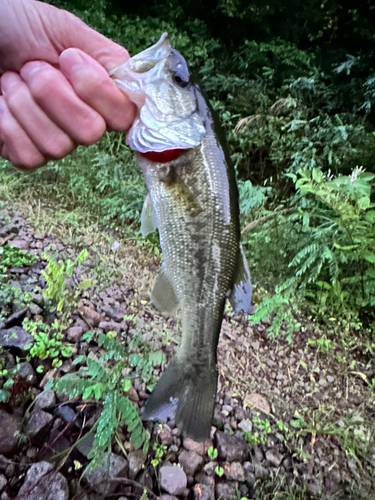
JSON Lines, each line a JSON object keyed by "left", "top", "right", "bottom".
{"left": 110, "top": 33, "right": 253, "bottom": 441}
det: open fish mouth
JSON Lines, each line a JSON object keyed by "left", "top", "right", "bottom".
{"left": 110, "top": 33, "right": 206, "bottom": 153}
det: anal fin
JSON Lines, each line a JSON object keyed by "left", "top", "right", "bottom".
{"left": 151, "top": 264, "right": 178, "bottom": 316}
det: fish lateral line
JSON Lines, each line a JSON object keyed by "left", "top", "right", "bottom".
{"left": 139, "top": 149, "right": 187, "bottom": 163}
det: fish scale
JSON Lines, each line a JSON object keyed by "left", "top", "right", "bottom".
{"left": 111, "top": 33, "right": 252, "bottom": 440}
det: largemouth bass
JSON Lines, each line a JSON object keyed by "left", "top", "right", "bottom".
{"left": 111, "top": 34, "right": 252, "bottom": 441}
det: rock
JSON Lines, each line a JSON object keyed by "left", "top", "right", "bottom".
{"left": 79, "top": 305, "right": 105, "bottom": 327}
{"left": 158, "top": 426, "right": 173, "bottom": 446}
{"left": 159, "top": 464, "right": 187, "bottom": 496}
{"left": 178, "top": 450, "right": 203, "bottom": 477}
{"left": 215, "top": 432, "right": 249, "bottom": 462}
{"left": 215, "top": 482, "right": 238, "bottom": 500}
{"left": 76, "top": 432, "right": 95, "bottom": 457}
{"left": 16, "top": 461, "right": 68, "bottom": 500}
{"left": 0, "top": 410, "right": 21, "bottom": 455}
{"left": 159, "top": 496, "right": 179, "bottom": 500}
{"left": 83, "top": 453, "right": 128, "bottom": 495}
{"left": 3, "top": 308, "right": 28, "bottom": 328}
{"left": 183, "top": 437, "right": 212, "bottom": 456}
{"left": 265, "top": 447, "right": 283, "bottom": 467}
{"left": 15, "top": 362, "right": 37, "bottom": 385}
{"left": 243, "top": 393, "right": 270, "bottom": 414}
{"left": 127, "top": 450, "right": 146, "bottom": 480}
{"left": 0, "top": 327, "right": 34, "bottom": 356}
{"left": 225, "top": 461, "right": 245, "bottom": 481}
{"left": 306, "top": 477, "right": 323, "bottom": 496}
{"left": 26, "top": 410, "right": 53, "bottom": 442}
{"left": 10, "top": 239, "right": 29, "bottom": 250}
{"left": 98, "top": 321, "right": 125, "bottom": 334}
{"left": 137, "top": 467, "right": 153, "bottom": 491}
{"left": 0, "top": 474, "right": 7, "bottom": 492}
{"left": 193, "top": 483, "right": 214, "bottom": 500}
{"left": 253, "top": 464, "right": 269, "bottom": 479}
{"left": 238, "top": 419, "right": 252, "bottom": 433}
{"left": 34, "top": 390, "right": 56, "bottom": 411}
{"left": 28, "top": 303, "right": 43, "bottom": 316}
{"left": 39, "top": 369, "right": 58, "bottom": 389}
{"left": 66, "top": 326, "right": 84, "bottom": 342}
{"left": 0, "top": 224, "right": 18, "bottom": 237}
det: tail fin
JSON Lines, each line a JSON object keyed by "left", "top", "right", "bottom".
{"left": 142, "top": 359, "right": 217, "bottom": 441}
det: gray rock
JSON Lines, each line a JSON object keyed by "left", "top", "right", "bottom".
{"left": 253, "top": 464, "right": 269, "bottom": 479}
{"left": 306, "top": 477, "right": 323, "bottom": 496}
{"left": 76, "top": 433, "right": 95, "bottom": 457}
{"left": 265, "top": 447, "right": 283, "bottom": 467}
{"left": 159, "top": 464, "right": 187, "bottom": 496}
{"left": 66, "top": 326, "right": 83, "bottom": 342}
{"left": 34, "top": 390, "right": 56, "bottom": 411}
{"left": 0, "top": 224, "right": 18, "bottom": 237}
{"left": 0, "top": 327, "right": 34, "bottom": 356}
{"left": 4, "top": 308, "right": 27, "bottom": 328}
{"left": 26, "top": 410, "right": 53, "bottom": 441}
{"left": 215, "top": 431, "right": 249, "bottom": 462}
{"left": 226, "top": 461, "right": 245, "bottom": 481}
{"left": 215, "top": 482, "right": 238, "bottom": 500}
{"left": 238, "top": 419, "right": 252, "bottom": 433}
{"left": 15, "top": 362, "right": 37, "bottom": 385}
{"left": 159, "top": 496, "right": 179, "bottom": 500}
{"left": 183, "top": 437, "right": 212, "bottom": 456}
{"left": 83, "top": 453, "right": 128, "bottom": 495}
{"left": 158, "top": 425, "right": 173, "bottom": 446}
{"left": 98, "top": 321, "right": 125, "bottom": 334}
{"left": 0, "top": 410, "right": 21, "bottom": 455}
{"left": 137, "top": 467, "right": 153, "bottom": 491}
{"left": 16, "top": 461, "right": 68, "bottom": 500}
{"left": 9, "top": 239, "right": 29, "bottom": 250}
{"left": 194, "top": 484, "right": 215, "bottom": 500}
{"left": 127, "top": 450, "right": 146, "bottom": 480}
{"left": 179, "top": 450, "right": 203, "bottom": 477}
{"left": 0, "top": 474, "right": 7, "bottom": 492}
{"left": 28, "top": 303, "right": 42, "bottom": 315}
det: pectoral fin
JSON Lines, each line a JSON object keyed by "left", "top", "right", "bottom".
{"left": 140, "top": 192, "right": 158, "bottom": 237}
{"left": 228, "top": 244, "right": 254, "bottom": 314}
{"left": 151, "top": 264, "right": 178, "bottom": 315}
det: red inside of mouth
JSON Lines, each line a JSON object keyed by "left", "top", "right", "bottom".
{"left": 139, "top": 149, "right": 186, "bottom": 163}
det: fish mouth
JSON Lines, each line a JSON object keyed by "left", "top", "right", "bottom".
{"left": 109, "top": 33, "right": 171, "bottom": 78}
{"left": 110, "top": 33, "right": 206, "bottom": 153}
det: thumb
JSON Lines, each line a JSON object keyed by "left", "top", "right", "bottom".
{"left": 37, "top": 0, "right": 130, "bottom": 70}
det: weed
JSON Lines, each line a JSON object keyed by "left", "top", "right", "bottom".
{"left": 207, "top": 446, "right": 218, "bottom": 460}
{"left": 215, "top": 465, "right": 224, "bottom": 477}
{"left": 128, "top": 333, "right": 166, "bottom": 391}
{"left": 49, "top": 331, "right": 149, "bottom": 472}
{"left": 243, "top": 414, "right": 274, "bottom": 446}
{"left": 0, "top": 244, "right": 38, "bottom": 267}
{"left": 23, "top": 318, "right": 73, "bottom": 370}
{"left": 307, "top": 335, "right": 335, "bottom": 353}
{"left": 151, "top": 437, "right": 167, "bottom": 467}
{"left": 41, "top": 249, "right": 94, "bottom": 322}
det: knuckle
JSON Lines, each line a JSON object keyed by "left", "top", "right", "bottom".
{"left": 44, "top": 136, "right": 74, "bottom": 159}
{"left": 28, "top": 68, "right": 58, "bottom": 102}
{"left": 75, "top": 114, "right": 105, "bottom": 145}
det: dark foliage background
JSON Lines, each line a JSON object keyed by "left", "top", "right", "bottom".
{"left": 2, "top": 0, "right": 374, "bottom": 337}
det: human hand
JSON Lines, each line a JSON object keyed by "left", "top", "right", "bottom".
{"left": 0, "top": 0, "right": 136, "bottom": 169}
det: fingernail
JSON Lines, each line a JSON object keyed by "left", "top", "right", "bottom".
{"left": 60, "top": 48, "right": 87, "bottom": 71}
{"left": 21, "top": 61, "right": 48, "bottom": 81}
{"left": 1, "top": 72, "right": 20, "bottom": 93}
